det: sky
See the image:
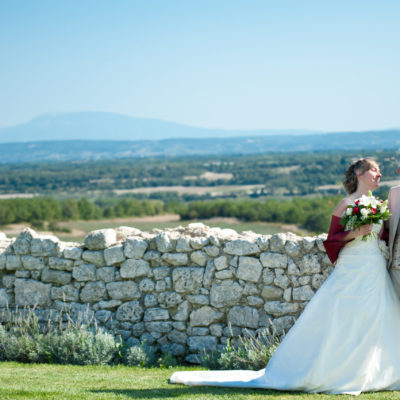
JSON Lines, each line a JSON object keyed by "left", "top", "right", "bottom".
{"left": 0, "top": 0, "right": 399, "bottom": 132}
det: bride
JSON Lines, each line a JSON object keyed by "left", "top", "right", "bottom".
{"left": 170, "top": 158, "right": 400, "bottom": 396}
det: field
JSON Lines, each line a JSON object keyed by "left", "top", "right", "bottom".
{"left": 0, "top": 362, "right": 399, "bottom": 400}
{"left": 1, "top": 215, "right": 307, "bottom": 243}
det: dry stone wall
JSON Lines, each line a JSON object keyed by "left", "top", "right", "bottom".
{"left": 0, "top": 224, "right": 332, "bottom": 362}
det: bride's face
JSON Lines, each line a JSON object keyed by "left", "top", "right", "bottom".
{"left": 357, "top": 165, "right": 381, "bottom": 190}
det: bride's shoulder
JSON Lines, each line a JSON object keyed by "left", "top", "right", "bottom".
{"left": 332, "top": 197, "right": 353, "bottom": 217}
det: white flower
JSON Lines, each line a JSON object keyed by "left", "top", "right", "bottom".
{"left": 346, "top": 207, "right": 352, "bottom": 216}
{"left": 361, "top": 208, "right": 369, "bottom": 217}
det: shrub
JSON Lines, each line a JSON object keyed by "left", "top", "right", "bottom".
{"left": 198, "top": 325, "right": 282, "bottom": 371}
{"left": 124, "top": 342, "right": 157, "bottom": 367}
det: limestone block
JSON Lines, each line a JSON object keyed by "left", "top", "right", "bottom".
{"left": 144, "top": 294, "right": 158, "bottom": 307}
{"left": 15, "top": 279, "right": 51, "bottom": 306}
{"left": 187, "top": 336, "right": 217, "bottom": 352}
{"left": 115, "top": 226, "right": 142, "bottom": 241}
{"left": 272, "top": 316, "right": 295, "bottom": 334}
{"left": 203, "top": 260, "right": 215, "bottom": 289}
{"left": 210, "top": 280, "right": 243, "bottom": 308}
{"left": 12, "top": 228, "right": 37, "bottom": 255}
{"left": 214, "top": 255, "right": 228, "bottom": 271}
{"left": 0, "top": 254, "right": 6, "bottom": 271}
{"left": 95, "top": 310, "right": 112, "bottom": 323}
{"left": 97, "top": 299, "right": 122, "bottom": 309}
{"left": 168, "top": 329, "right": 187, "bottom": 344}
{"left": 287, "top": 259, "right": 300, "bottom": 275}
{"left": 84, "top": 229, "right": 117, "bottom": 250}
{"left": 15, "top": 270, "right": 30, "bottom": 278}
{"left": 161, "top": 253, "right": 189, "bottom": 266}
{"left": 21, "top": 255, "right": 46, "bottom": 270}
{"left": 223, "top": 325, "right": 241, "bottom": 337}
{"left": 227, "top": 306, "right": 259, "bottom": 329}
{"left": 223, "top": 239, "right": 260, "bottom": 256}
{"left": 104, "top": 244, "right": 125, "bottom": 265}
{"left": 120, "top": 259, "right": 151, "bottom": 279}
{"left": 171, "top": 300, "right": 189, "bottom": 321}
{"left": 247, "top": 295, "right": 264, "bottom": 306}
{"left": 42, "top": 268, "right": 72, "bottom": 285}
{"left": 299, "top": 276, "right": 311, "bottom": 285}
{"left": 0, "top": 289, "right": 11, "bottom": 307}
{"left": 190, "top": 251, "right": 208, "bottom": 267}
{"left": 321, "top": 254, "right": 333, "bottom": 267}
{"left": 63, "top": 246, "right": 83, "bottom": 260}
{"left": 285, "top": 240, "right": 302, "bottom": 258}
{"left": 144, "top": 250, "right": 161, "bottom": 262}
{"left": 302, "top": 236, "right": 315, "bottom": 251}
{"left": 51, "top": 284, "right": 80, "bottom": 302}
{"left": 152, "top": 267, "right": 170, "bottom": 281}
{"left": 316, "top": 234, "right": 328, "bottom": 251}
{"left": 82, "top": 250, "right": 106, "bottom": 267}
{"left": 2, "top": 275, "right": 15, "bottom": 288}
{"left": 157, "top": 291, "right": 182, "bottom": 308}
{"left": 124, "top": 237, "right": 148, "bottom": 259}
{"left": 190, "top": 306, "right": 222, "bottom": 327}
{"left": 209, "top": 323, "right": 223, "bottom": 337}
{"left": 230, "top": 255, "right": 238, "bottom": 267}
{"left": 262, "top": 269, "right": 274, "bottom": 284}
{"left": 243, "top": 282, "right": 259, "bottom": 295}
{"left": 106, "top": 281, "right": 140, "bottom": 301}
{"left": 96, "top": 266, "right": 115, "bottom": 283}
{"left": 299, "top": 254, "right": 321, "bottom": 274}
{"left": 291, "top": 275, "right": 300, "bottom": 287}
{"left": 139, "top": 278, "right": 155, "bottom": 293}
{"left": 269, "top": 233, "right": 287, "bottom": 252}
{"left": 209, "top": 234, "right": 220, "bottom": 247}
{"left": 256, "top": 236, "right": 271, "bottom": 251}
{"left": 237, "top": 256, "right": 262, "bottom": 282}
{"left": 312, "top": 274, "right": 325, "bottom": 290}
{"left": 190, "top": 327, "right": 208, "bottom": 336}
{"left": 260, "top": 252, "right": 288, "bottom": 269}
{"left": 172, "top": 267, "right": 204, "bottom": 294}
{"left": 155, "top": 232, "right": 174, "bottom": 253}
{"left": 72, "top": 263, "right": 96, "bottom": 281}
{"left": 31, "top": 235, "right": 60, "bottom": 257}
{"left": 175, "top": 237, "right": 191, "bottom": 252}
{"left": 264, "top": 301, "right": 299, "bottom": 316}
{"left": 173, "top": 321, "right": 186, "bottom": 331}
{"left": 186, "top": 295, "right": 209, "bottom": 305}
{"left": 144, "top": 307, "right": 169, "bottom": 321}
{"left": 283, "top": 288, "right": 292, "bottom": 302}
{"left": 80, "top": 281, "right": 106, "bottom": 303}
{"left": 274, "top": 274, "right": 290, "bottom": 289}
{"left": 6, "top": 255, "right": 22, "bottom": 270}
{"left": 204, "top": 245, "right": 219, "bottom": 257}
{"left": 261, "top": 285, "right": 283, "bottom": 300}
{"left": 155, "top": 281, "right": 166, "bottom": 292}
{"left": 116, "top": 301, "right": 144, "bottom": 322}
{"left": 292, "top": 285, "right": 314, "bottom": 301}
{"left": 215, "top": 269, "right": 233, "bottom": 279}
{"left": 132, "top": 322, "right": 145, "bottom": 337}
{"left": 190, "top": 237, "right": 209, "bottom": 249}
{"left": 145, "top": 321, "right": 172, "bottom": 333}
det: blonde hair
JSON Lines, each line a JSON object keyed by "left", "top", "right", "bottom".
{"left": 343, "top": 158, "right": 379, "bottom": 194}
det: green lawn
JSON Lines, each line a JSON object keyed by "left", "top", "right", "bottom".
{"left": 0, "top": 362, "right": 399, "bottom": 400}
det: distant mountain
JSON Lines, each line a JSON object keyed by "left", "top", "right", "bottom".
{"left": 0, "top": 130, "right": 399, "bottom": 164}
{"left": 0, "top": 112, "right": 321, "bottom": 143}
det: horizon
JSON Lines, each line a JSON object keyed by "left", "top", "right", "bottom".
{"left": 1, "top": 1, "right": 400, "bottom": 133}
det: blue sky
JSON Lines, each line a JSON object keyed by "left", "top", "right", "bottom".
{"left": 0, "top": 0, "right": 399, "bottom": 132}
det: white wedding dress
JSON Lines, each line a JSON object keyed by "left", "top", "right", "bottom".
{"left": 170, "top": 224, "right": 400, "bottom": 395}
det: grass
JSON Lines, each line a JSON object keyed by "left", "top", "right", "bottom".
{"left": 1, "top": 362, "right": 400, "bottom": 400}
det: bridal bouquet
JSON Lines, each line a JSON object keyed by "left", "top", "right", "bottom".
{"left": 340, "top": 191, "right": 391, "bottom": 241}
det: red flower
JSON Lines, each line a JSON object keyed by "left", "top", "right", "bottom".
{"left": 372, "top": 208, "right": 377, "bottom": 214}
{"left": 355, "top": 200, "right": 360, "bottom": 205}
{"left": 353, "top": 207, "right": 360, "bottom": 214}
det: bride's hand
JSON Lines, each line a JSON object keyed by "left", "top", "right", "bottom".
{"left": 354, "top": 224, "right": 373, "bottom": 237}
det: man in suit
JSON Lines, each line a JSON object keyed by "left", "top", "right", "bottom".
{"left": 388, "top": 165, "right": 400, "bottom": 298}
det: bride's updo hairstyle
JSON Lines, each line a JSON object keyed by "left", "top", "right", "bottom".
{"left": 343, "top": 158, "right": 378, "bottom": 194}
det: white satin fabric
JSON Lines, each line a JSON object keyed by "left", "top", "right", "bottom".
{"left": 170, "top": 225, "right": 400, "bottom": 395}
